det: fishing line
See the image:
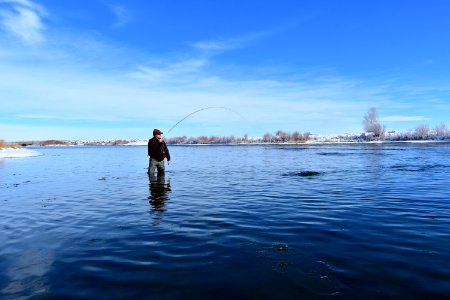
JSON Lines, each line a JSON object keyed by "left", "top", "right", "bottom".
{"left": 166, "top": 106, "right": 244, "bottom": 135}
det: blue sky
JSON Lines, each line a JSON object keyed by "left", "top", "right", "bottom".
{"left": 1, "top": 0, "right": 449, "bottom": 140}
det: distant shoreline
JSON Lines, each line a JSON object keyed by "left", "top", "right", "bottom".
{"left": 10, "top": 127, "right": 450, "bottom": 147}
{"left": 13, "top": 139, "right": 450, "bottom": 148}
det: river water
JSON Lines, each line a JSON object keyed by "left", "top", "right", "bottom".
{"left": 1, "top": 143, "right": 449, "bottom": 299}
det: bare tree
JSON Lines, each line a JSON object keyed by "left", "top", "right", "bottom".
{"left": 434, "top": 123, "right": 449, "bottom": 139}
{"left": 363, "top": 107, "right": 385, "bottom": 137}
{"left": 225, "top": 136, "right": 235, "bottom": 143}
{"left": 40, "top": 140, "right": 68, "bottom": 146}
{"left": 263, "top": 133, "right": 273, "bottom": 143}
{"left": 207, "top": 136, "right": 218, "bottom": 143}
{"left": 415, "top": 124, "right": 429, "bottom": 140}
{"left": 112, "top": 140, "right": 129, "bottom": 145}
{"left": 198, "top": 136, "right": 208, "bottom": 144}
{"left": 291, "top": 131, "right": 302, "bottom": 142}
{"left": 275, "top": 130, "right": 289, "bottom": 142}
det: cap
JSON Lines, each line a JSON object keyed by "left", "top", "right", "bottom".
{"left": 153, "top": 128, "right": 163, "bottom": 136}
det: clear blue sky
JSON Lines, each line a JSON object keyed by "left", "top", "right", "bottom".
{"left": 1, "top": 0, "right": 449, "bottom": 140}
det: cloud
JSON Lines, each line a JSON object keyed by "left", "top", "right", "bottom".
{"left": 191, "top": 29, "right": 275, "bottom": 53}
{"left": 381, "top": 116, "right": 431, "bottom": 122}
{"left": 107, "top": 4, "right": 130, "bottom": 28}
{"left": 192, "top": 37, "right": 251, "bottom": 52}
{"left": 0, "top": 0, "right": 46, "bottom": 44}
{"left": 191, "top": 21, "right": 304, "bottom": 55}
{"left": 129, "top": 59, "right": 209, "bottom": 83}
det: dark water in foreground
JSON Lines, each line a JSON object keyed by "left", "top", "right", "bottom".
{"left": 1, "top": 144, "right": 450, "bottom": 299}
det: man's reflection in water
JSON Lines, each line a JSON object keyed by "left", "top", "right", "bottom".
{"left": 148, "top": 173, "right": 171, "bottom": 223}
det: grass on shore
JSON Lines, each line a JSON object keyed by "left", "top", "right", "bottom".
{"left": 0, "top": 139, "right": 21, "bottom": 150}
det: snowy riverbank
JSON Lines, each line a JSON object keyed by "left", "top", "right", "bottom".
{"left": 0, "top": 148, "right": 42, "bottom": 158}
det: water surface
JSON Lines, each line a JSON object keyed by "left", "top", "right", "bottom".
{"left": 1, "top": 144, "right": 449, "bottom": 299}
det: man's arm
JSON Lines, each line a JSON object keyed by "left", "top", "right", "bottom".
{"left": 163, "top": 142, "right": 171, "bottom": 165}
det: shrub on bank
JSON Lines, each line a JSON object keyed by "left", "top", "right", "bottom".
{"left": 0, "top": 139, "right": 21, "bottom": 149}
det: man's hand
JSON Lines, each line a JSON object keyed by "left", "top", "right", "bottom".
{"left": 167, "top": 160, "right": 171, "bottom": 166}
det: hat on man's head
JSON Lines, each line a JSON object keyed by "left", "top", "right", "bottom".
{"left": 153, "top": 128, "right": 163, "bottom": 136}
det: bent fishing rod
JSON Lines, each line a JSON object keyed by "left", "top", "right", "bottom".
{"left": 165, "top": 106, "right": 244, "bottom": 135}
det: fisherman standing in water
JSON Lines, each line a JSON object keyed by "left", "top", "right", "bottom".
{"left": 148, "top": 129, "right": 171, "bottom": 175}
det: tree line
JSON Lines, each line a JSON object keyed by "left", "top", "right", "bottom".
{"left": 362, "top": 107, "right": 450, "bottom": 141}
{"left": 165, "top": 130, "right": 312, "bottom": 144}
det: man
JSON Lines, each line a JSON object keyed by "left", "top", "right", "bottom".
{"left": 148, "top": 128, "right": 171, "bottom": 175}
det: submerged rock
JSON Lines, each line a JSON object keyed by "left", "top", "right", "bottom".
{"left": 295, "top": 171, "right": 321, "bottom": 177}
{"left": 283, "top": 171, "right": 322, "bottom": 177}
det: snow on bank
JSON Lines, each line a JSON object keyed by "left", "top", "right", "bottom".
{"left": 0, "top": 148, "right": 42, "bottom": 158}
{"left": 123, "top": 140, "right": 148, "bottom": 146}
{"left": 403, "top": 140, "right": 450, "bottom": 143}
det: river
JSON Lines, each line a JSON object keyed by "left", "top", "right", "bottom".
{"left": 1, "top": 143, "right": 449, "bottom": 299}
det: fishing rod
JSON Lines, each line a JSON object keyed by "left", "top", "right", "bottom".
{"left": 166, "top": 106, "right": 244, "bottom": 135}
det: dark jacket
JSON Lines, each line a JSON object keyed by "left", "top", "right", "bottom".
{"left": 148, "top": 137, "right": 170, "bottom": 162}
